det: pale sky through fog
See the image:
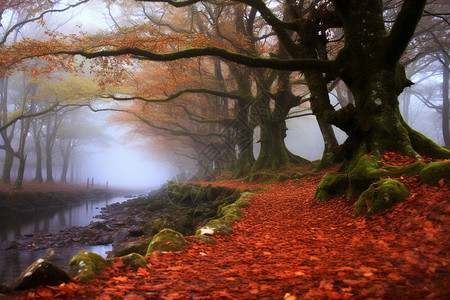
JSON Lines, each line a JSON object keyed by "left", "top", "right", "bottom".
{"left": 81, "top": 116, "right": 175, "bottom": 190}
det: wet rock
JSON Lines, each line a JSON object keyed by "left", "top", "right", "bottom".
{"left": 0, "top": 240, "right": 18, "bottom": 250}
{"left": 13, "top": 259, "right": 71, "bottom": 291}
{"left": 112, "top": 229, "right": 129, "bottom": 243}
{"left": 95, "top": 234, "right": 114, "bottom": 245}
{"left": 128, "top": 225, "right": 144, "bottom": 237}
{"left": 108, "top": 238, "right": 151, "bottom": 258}
{"left": 89, "top": 221, "right": 111, "bottom": 230}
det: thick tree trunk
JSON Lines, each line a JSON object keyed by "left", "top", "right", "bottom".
{"left": 313, "top": 0, "right": 450, "bottom": 202}
{"left": 328, "top": 0, "right": 449, "bottom": 161}
{"left": 252, "top": 118, "right": 290, "bottom": 171}
{"left": 232, "top": 105, "right": 255, "bottom": 177}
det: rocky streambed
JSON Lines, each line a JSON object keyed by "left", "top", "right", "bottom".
{"left": 1, "top": 183, "right": 248, "bottom": 293}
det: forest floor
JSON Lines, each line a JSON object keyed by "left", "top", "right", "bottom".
{"left": 9, "top": 162, "right": 450, "bottom": 299}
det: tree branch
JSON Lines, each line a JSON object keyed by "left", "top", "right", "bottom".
{"left": 384, "top": 0, "right": 427, "bottom": 66}
{"left": 53, "top": 46, "right": 336, "bottom": 73}
{"left": 0, "top": 0, "right": 89, "bottom": 46}
{"left": 0, "top": 102, "right": 59, "bottom": 131}
{"left": 101, "top": 88, "right": 240, "bottom": 103}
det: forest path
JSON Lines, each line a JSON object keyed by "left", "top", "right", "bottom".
{"left": 12, "top": 172, "right": 449, "bottom": 299}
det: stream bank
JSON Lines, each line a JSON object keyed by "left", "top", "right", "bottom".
{"left": 0, "top": 183, "right": 242, "bottom": 286}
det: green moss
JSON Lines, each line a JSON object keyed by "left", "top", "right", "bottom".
{"left": 314, "top": 173, "right": 348, "bottom": 201}
{"left": 419, "top": 161, "right": 450, "bottom": 186}
{"left": 67, "top": 251, "right": 109, "bottom": 283}
{"left": 120, "top": 253, "right": 147, "bottom": 269}
{"left": 221, "top": 213, "right": 241, "bottom": 223}
{"left": 407, "top": 125, "right": 450, "bottom": 159}
{"left": 383, "top": 161, "right": 426, "bottom": 177}
{"left": 354, "top": 178, "right": 409, "bottom": 217}
{"left": 219, "top": 203, "right": 243, "bottom": 216}
{"left": 348, "top": 155, "right": 387, "bottom": 200}
{"left": 146, "top": 229, "right": 188, "bottom": 255}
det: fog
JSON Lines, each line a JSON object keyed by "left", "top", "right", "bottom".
{"left": 81, "top": 121, "right": 174, "bottom": 190}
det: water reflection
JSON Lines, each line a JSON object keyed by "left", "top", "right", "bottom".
{"left": 0, "top": 195, "right": 129, "bottom": 284}
{"left": 0, "top": 196, "right": 125, "bottom": 243}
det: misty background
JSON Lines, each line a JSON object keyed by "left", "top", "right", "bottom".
{"left": 0, "top": 0, "right": 446, "bottom": 190}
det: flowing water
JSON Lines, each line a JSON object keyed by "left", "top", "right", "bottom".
{"left": 0, "top": 195, "right": 132, "bottom": 284}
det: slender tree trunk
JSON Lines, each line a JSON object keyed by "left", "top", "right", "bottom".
{"left": 13, "top": 156, "right": 26, "bottom": 190}
{"left": 13, "top": 118, "right": 31, "bottom": 190}
{"left": 0, "top": 152, "right": 13, "bottom": 184}
{"left": 442, "top": 58, "right": 449, "bottom": 147}
{"left": 31, "top": 131, "right": 43, "bottom": 183}
{"left": 45, "top": 118, "right": 54, "bottom": 183}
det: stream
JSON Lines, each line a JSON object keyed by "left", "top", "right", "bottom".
{"left": 0, "top": 195, "right": 132, "bottom": 284}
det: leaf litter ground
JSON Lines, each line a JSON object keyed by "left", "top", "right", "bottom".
{"left": 10, "top": 162, "right": 450, "bottom": 299}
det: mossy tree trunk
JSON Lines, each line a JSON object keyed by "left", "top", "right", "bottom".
{"left": 312, "top": 0, "right": 450, "bottom": 201}
{"left": 251, "top": 72, "right": 307, "bottom": 172}
{"left": 331, "top": 0, "right": 450, "bottom": 162}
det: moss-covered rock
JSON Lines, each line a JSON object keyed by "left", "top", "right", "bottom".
{"left": 67, "top": 251, "right": 109, "bottom": 283}
{"left": 196, "top": 218, "right": 234, "bottom": 236}
{"left": 146, "top": 229, "right": 189, "bottom": 255}
{"left": 120, "top": 253, "right": 147, "bottom": 269}
{"left": 354, "top": 178, "right": 409, "bottom": 217}
{"left": 314, "top": 173, "right": 348, "bottom": 201}
{"left": 419, "top": 161, "right": 450, "bottom": 186}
